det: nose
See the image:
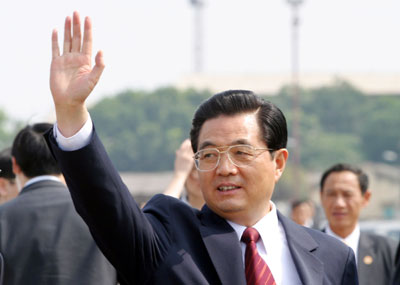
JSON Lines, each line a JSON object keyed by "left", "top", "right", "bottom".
{"left": 333, "top": 195, "right": 346, "bottom": 207}
{"left": 215, "top": 152, "right": 238, "bottom": 176}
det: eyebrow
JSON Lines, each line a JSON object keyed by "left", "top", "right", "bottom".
{"left": 198, "top": 139, "right": 252, "bottom": 150}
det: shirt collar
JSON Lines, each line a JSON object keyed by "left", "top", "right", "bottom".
{"left": 24, "top": 175, "right": 62, "bottom": 188}
{"left": 326, "top": 224, "right": 360, "bottom": 261}
{"left": 226, "top": 201, "right": 281, "bottom": 251}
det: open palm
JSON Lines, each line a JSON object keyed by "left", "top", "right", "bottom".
{"left": 50, "top": 12, "right": 104, "bottom": 136}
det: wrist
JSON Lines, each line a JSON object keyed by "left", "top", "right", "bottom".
{"left": 55, "top": 104, "right": 89, "bottom": 137}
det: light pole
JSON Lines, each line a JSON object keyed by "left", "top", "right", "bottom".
{"left": 190, "top": 0, "right": 205, "bottom": 73}
{"left": 286, "top": 0, "right": 303, "bottom": 191}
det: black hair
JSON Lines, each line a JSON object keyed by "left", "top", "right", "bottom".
{"left": 291, "top": 199, "right": 313, "bottom": 210}
{"left": 0, "top": 148, "right": 15, "bottom": 180}
{"left": 11, "top": 123, "right": 61, "bottom": 178}
{"left": 320, "top": 163, "right": 369, "bottom": 194}
{"left": 190, "top": 90, "right": 287, "bottom": 152}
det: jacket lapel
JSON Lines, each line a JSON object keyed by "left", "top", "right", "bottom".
{"left": 199, "top": 206, "right": 246, "bottom": 285}
{"left": 357, "top": 233, "right": 372, "bottom": 283}
{"left": 278, "top": 212, "right": 324, "bottom": 285}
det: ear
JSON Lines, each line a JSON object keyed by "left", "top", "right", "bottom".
{"left": 11, "top": 157, "right": 21, "bottom": 175}
{"left": 274, "top": 148, "right": 289, "bottom": 182}
{"left": 362, "top": 190, "right": 371, "bottom": 207}
{"left": 0, "top": 178, "right": 7, "bottom": 197}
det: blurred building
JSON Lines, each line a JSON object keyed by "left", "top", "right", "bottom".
{"left": 176, "top": 72, "right": 400, "bottom": 96}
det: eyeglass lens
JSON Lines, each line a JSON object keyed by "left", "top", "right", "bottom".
{"left": 195, "top": 145, "right": 259, "bottom": 171}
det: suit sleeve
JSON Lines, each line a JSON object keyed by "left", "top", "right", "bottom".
{"left": 45, "top": 127, "right": 170, "bottom": 284}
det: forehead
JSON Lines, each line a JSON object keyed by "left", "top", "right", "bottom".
{"left": 198, "top": 113, "right": 263, "bottom": 147}
{"left": 323, "top": 171, "right": 361, "bottom": 193}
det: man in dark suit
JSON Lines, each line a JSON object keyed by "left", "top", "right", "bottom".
{"left": 46, "top": 12, "right": 358, "bottom": 284}
{"left": 320, "top": 163, "right": 397, "bottom": 285}
{"left": 0, "top": 123, "right": 117, "bottom": 285}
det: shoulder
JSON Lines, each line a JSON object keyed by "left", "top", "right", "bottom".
{"left": 143, "top": 194, "right": 201, "bottom": 222}
{"left": 279, "top": 213, "right": 351, "bottom": 254}
{"left": 360, "top": 232, "right": 398, "bottom": 253}
{"left": 306, "top": 226, "right": 351, "bottom": 252}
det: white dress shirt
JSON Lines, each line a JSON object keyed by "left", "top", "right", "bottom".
{"left": 326, "top": 224, "right": 360, "bottom": 264}
{"left": 227, "top": 202, "right": 302, "bottom": 285}
{"left": 54, "top": 116, "right": 303, "bottom": 285}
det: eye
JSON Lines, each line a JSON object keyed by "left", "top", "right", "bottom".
{"left": 325, "top": 191, "right": 336, "bottom": 197}
{"left": 235, "top": 150, "right": 251, "bottom": 156}
{"left": 204, "top": 152, "right": 216, "bottom": 158}
{"left": 232, "top": 146, "right": 254, "bottom": 156}
{"left": 198, "top": 149, "right": 218, "bottom": 160}
{"left": 343, "top": 192, "right": 354, "bottom": 198}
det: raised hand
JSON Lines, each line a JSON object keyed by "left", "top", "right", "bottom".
{"left": 174, "top": 139, "right": 195, "bottom": 176}
{"left": 50, "top": 11, "right": 105, "bottom": 136}
{"left": 163, "top": 139, "right": 195, "bottom": 198}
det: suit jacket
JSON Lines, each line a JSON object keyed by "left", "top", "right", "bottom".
{"left": 322, "top": 229, "right": 397, "bottom": 285}
{"left": 392, "top": 242, "right": 400, "bottom": 285}
{"left": 357, "top": 232, "right": 396, "bottom": 285}
{"left": 0, "top": 179, "right": 117, "bottom": 285}
{"left": 0, "top": 252, "right": 4, "bottom": 285}
{"left": 46, "top": 129, "right": 358, "bottom": 285}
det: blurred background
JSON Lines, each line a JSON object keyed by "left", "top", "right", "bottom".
{"left": 1, "top": 0, "right": 399, "bottom": 238}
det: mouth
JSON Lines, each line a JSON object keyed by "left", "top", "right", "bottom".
{"left": 217, "top": 185, "right": 240, "bottom": 192}
{"left": 332, "top": 212, "right": 347, "bottom": 218}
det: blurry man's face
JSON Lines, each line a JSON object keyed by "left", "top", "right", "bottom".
{"left": 291, "top": 203, "right": 314, "bottom": 226}
{"left": 196, "top": 112, "right": 287, "bottom": 226}
{"left": 0, "top": 178, "right": 18, "bottom": 204}
{"left": 320, "top": 171, "right": 370, "bottom": 237}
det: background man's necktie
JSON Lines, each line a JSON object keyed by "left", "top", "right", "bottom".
{"left": 241, "top": 227, "right": 276, "bottom": 285}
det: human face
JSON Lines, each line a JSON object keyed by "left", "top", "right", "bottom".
{"left": 291, "top": 203, "right": 314, "bottom": 226}
{"left": 197, "top": 112, "right": 288, "bottom": 226}
{"left": 0, "top": 178, "right": 19, "bottom": 204}
{"left": 320, "top": 171, "right": 371, "bottom": 238}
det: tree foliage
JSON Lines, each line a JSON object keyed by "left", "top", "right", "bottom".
{"left": 88, "top": 81, "right": 400, "bottom": 173}
{"left": 0, "top": 109, "right": 20, "bottom": 150}
{"left": 90, "top": 87, "right": 211, "bottom": 171}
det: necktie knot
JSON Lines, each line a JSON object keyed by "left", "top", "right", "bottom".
{"left": 241, "top": 227, "right": 260, "bottom": 244}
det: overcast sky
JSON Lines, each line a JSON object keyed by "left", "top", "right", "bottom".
{"left": 1, "top": 0, "right": 400, "bottom": 121}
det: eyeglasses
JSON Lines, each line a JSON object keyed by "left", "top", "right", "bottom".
{"left": 193, "top": 144, "right": 274, "bottom": 172}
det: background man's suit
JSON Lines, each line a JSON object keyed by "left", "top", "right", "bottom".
{"left": 46, "top": 129, "right": 358, "bottom": 285}
{"left": 322, "top": 229, "right": 396, "bottom": 285}
{"left": 357, "top": 232, "right": 397, "bottom": 285}
{"left": 0, "top": 179, "right": 117, "bottom": 285}
{"left": 392, "top": 242, "right": 400, "bottom": 284}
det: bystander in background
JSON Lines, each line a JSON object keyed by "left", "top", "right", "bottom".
{"left": 0, "top": 123, "right": 117, "bottom": 285}
{"left": 163, "top": 139, "right": 204, "bottom": 210}
{"left": 0, "top": 148, "right": 18, "bottom": 205}
{"left": 290, "top": 199, "right": 315, "bottom": 228}
{"left": 320, "top": 163, "right": 397, "bottom": 285}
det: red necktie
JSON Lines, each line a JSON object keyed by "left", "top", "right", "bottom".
{"left": 241, "top": 227, "right": 276, "bottom": 285}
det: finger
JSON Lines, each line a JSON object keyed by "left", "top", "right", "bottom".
{"left": 63, "top": 16, "right": 72, "bottom": 54}
{"left": 82, "top": 17, "right": 92, "bottom": 57}
{"left": 71, "top": 11, "right": 82, "bottom": 52}
{"left": 52, "top": 29, "right": 60, "bottom": 59}
{"left": 89, "top": 51, "right": 105, "bottom": 86}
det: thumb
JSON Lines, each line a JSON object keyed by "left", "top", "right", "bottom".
{"left": 89, "top": 50, "right": 105, "bottom": 86}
